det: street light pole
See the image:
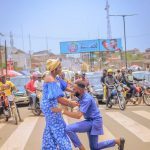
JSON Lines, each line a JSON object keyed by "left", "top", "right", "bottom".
{"left": 109, "top": 14, "right": 137, "bottom": 69}
{"left": 123, "top": 16, "right": 127, "bottom": 69}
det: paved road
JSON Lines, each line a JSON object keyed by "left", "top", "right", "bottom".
{"left": 0, "top": 104, "right": 150, "bottom": 150}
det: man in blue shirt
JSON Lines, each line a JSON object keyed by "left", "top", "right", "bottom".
{"left": 52, "top": 81, "right": 125, "bottom": 150}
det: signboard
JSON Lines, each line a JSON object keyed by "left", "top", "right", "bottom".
{"left": 100, "top": 39, "right": 122, "bottom": 51}
{"left": 60, "top": 40, "right": 100, "bottom": 54}
{"left": 60, "top": 39, "right": 122, "bottom": 54}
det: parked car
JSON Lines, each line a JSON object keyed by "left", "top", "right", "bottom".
{"left": 133, "top": 71, "right": 150, "bottom": 88}
{"left": 10, "top": 76, "right": 30, "bottom": 104}
{"left": 86, "top": 72, "right": 104, "bottom": 104}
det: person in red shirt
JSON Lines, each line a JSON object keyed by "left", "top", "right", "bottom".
{"left": 26, "top": 73, "right": 37, "bottom": 108}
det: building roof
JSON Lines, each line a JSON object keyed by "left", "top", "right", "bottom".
{"left": 32, "top": 50, "right": 55, "bottom": 56}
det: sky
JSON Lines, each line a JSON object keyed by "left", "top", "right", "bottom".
{"left": 0, "top": 0, "right": 150, "bottom": 54}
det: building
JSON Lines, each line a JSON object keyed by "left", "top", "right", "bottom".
{"left": 143, "top": 48, "right": 150, "bottom": 60}
{"left": 31, "top": 50, "right": 56, "bottom": 71}
{"left": 10, "top": 48, "right": 31, "bottom": 70}
{"left": 0, "top": 46, "right": 31, "bottom": 71}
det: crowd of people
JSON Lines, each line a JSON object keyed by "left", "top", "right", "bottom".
{"left": 101, "top": 68, "right": 144, "bottom": 108}
{"left": 0, "top": 59, "right": 128, "bottom": 150}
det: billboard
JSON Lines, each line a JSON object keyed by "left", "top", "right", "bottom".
{"left": 60, "top": 39, "right": 122, "bottom": 54}
{"left": 60, "top": 40, "right": 100, "bottom": 54}
{"left": 100, "top": 39, "right": 122, "bottom": 51}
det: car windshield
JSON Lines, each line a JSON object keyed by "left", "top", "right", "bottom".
{"left": 10, "top": 76, "right": 30, "bottom": 92}
{"left": 133, "top": 72, "right": 150, "bottom": 82}
{"left": 133, "top": 72, "right": 147, "bottom": 79}
{"left": 144, "top": 74, "right": 150, "bottom": 82}
{"left": 86, "top": 73, "right": 102, "bottom": 89}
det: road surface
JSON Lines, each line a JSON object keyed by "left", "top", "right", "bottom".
{"left": 0, "top": 104, "right": 150, "bottom": 150}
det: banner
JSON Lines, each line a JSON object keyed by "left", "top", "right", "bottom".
{"left": 60, "top": 39, "right": 122, "bottom": 54}
{"left": 100, "top": 39, "right": 122, "bottom": 51}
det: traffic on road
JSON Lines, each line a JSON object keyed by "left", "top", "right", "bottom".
{"left": 0, "top": 59, "right": 150, "bottom": 150}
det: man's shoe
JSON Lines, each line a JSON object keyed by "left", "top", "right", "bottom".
{"left": 118, "top": 137, "right": 125, "bottom": 150}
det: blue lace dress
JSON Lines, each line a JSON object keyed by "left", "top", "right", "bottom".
{"left": 40, "top": 78, "right": 72, "bottom": 150}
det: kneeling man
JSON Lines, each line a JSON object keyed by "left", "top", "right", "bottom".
{"left": 52, "top": 81, "right": 125, "bottom": 150}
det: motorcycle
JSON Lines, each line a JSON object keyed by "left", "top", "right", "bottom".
{"left": 28, "top": 92, "right": 42, "bottom": 116}
{"left": 107, "top": 84, "right": 126, "bottom": 110}
{"left": 0, "top": 92, "right": 11, "bottom": 121}
{"left": 125, "top": 81, "right": 150, "bottom": 106}
{"left": 0, "top": 92, "right": 22, "bottom": 124}
{"left": 142, "top": 86, "right": 150, "bottom": 106}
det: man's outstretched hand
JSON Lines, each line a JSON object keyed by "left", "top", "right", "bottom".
{"left": 51, "top": 107, "right": 62, "bottom": 113}
{"left": 70, "top": 101, "right": 79, "bottom": 108}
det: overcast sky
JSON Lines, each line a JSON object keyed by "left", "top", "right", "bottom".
{"left": 0, "top": 0, "right": 150, "bottom": 54}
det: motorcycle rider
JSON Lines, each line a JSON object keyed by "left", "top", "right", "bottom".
{"left": 26, "top": 73, "right": 37, "bottom": 109}
{"left": 101, "top": 69, "right": 107, "bottom": 101}
{"left": 0, "top": 75, "right": 17, "bottom": 102}
{"left": 0, "top": 75, "right": 17, "bottom": 116}
{"left": 34, "top": 73, "right": 44, "bottom": 100}
{"left": 105, "top": 69, "right": 119, "bottom": 108}
{"left": 125, "top": 69, "right": 143, "bottom": 97}
{"left": 115, "top": 70, "right": 122, "bottom": 81}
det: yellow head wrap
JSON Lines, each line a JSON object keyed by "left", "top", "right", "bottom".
{"left": 46, "top": 59, "right": 61, "bottom": 72}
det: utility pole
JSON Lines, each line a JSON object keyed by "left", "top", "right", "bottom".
{"left": 0, "top": 32, "right": 4, "bottom": 75}
{"left": 28, "top": 34, "right": 32, "bottom": 68}
{"left": 21, "top": 25, "right": 24, "bottom": 51}
{"left": 109, "top": 14, "right": 137, "bottom": 69}
{"left": 105, "top": 0, "right": 112, "bottom": 39}
{"left": 105, "top": 0, "right": 112, "bottom": 62}
{"left": 9, "top": 31, "right": 14, "bottom": 61}
{"left": 0, "top": 40, "right": 2, "bottom": 75}
{"left": 5, "top": 40, "right": 8, "bottom": 76}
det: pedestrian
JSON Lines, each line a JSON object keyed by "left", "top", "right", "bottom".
{"left": 52, "top": 80, "right": 125, "bottom": 150}
{"left": 40, "top": 59, "right": 78, "bottom": 150}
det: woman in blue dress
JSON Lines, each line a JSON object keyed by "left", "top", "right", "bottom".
{"left": 40, "top": 59, "right": 78, "bottom": 150}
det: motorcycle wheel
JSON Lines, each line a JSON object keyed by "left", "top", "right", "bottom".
{"left": 107, "top": 103, "right": 112, "bottom": 108}
{"left": 32, "top": 103, "right": 41, "bottom": 116}
{"left": 118, "top": 95, "right": 126, "bottom": 110}
{"left": 11, "top": 106, "right": 18, "bottom": 125}
{"left": 143, "top": 94, "right": 150, "bottom": 106}
{"left": 4, "top": 109, "right": 11, "bottom": 122}
{"left": 5, "top": 117, "right": 9, "bottom": 122}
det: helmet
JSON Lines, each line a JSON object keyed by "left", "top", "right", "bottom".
{"left": 107, "top": 69, "right": 113, "bottom": 73}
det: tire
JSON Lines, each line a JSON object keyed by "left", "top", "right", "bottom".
{"left": 107, "top": 102, "right": 112, "bottom": 108}
{"left": 118, "top": 95, "right": 126, "bottom": 110}
{"left": 4, "top": 109, "right": 11, "bottom": 122}
{"left": 32, "top": 103, "right": 41, "bottom": 116}
{"left": 143, "top": 94, "right": 150, "bottom": 106}
{"left": 12, "top": 107, "right": 18, "bottom": 125}
{"left": 5, "top": 117, "right": 9, "bottom": 122}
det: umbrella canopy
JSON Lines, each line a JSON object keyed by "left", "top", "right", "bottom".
{"left": 1, "top": 69, "right": 22, "bottom": 77}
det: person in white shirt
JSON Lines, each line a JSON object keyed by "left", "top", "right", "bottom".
{"left": 34, "top": 73, "right": 44, "bottom": 100}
